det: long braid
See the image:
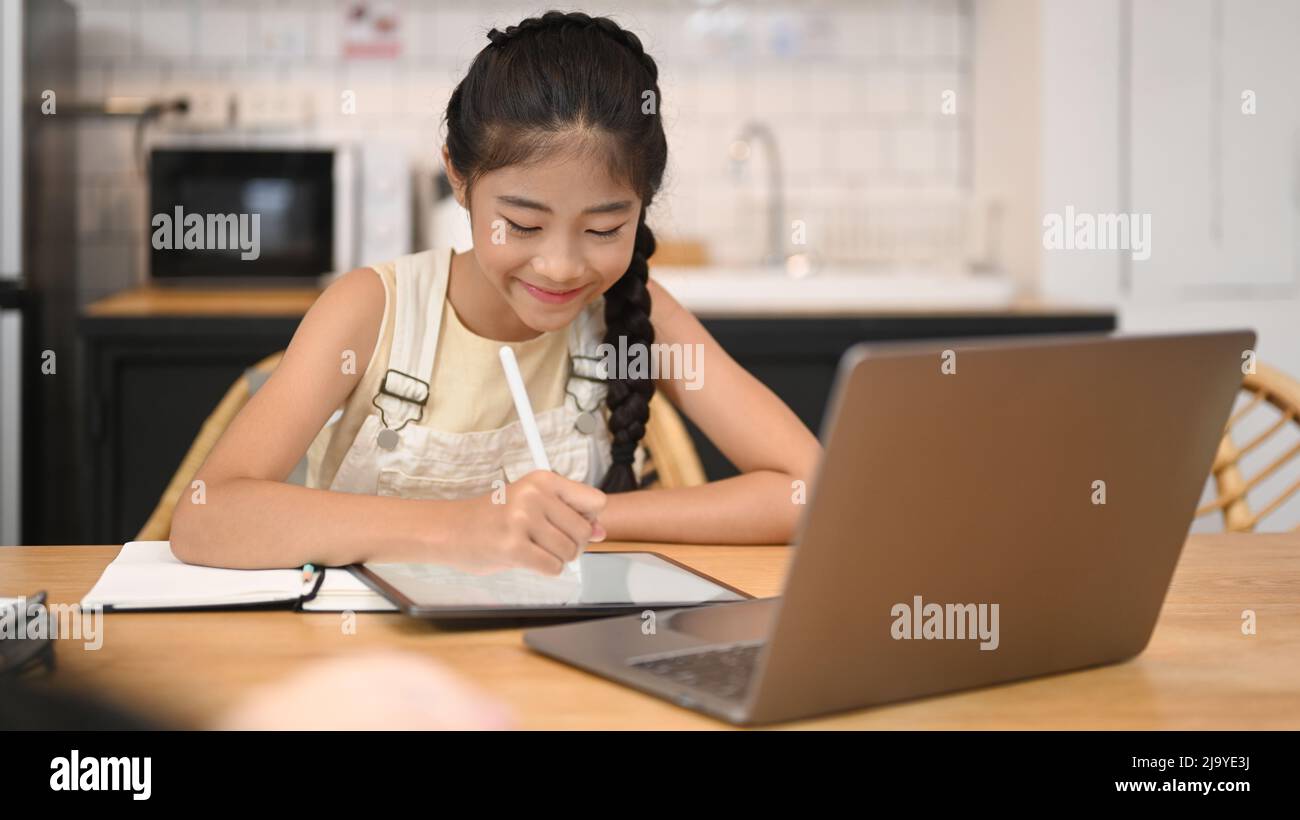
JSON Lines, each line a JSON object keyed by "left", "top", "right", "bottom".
{"left": 600, "top": 208, "right": 657, "bottom": 492}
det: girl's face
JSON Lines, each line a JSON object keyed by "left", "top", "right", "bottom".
{"left": 444, "top": 146, "right": 641, "bottom": 334}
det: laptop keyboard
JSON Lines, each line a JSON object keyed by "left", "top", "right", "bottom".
{"left": 628, "top": 641, "right": 765, "bottom": 701}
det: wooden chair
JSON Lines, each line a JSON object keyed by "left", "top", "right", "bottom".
{"left": 1195, "top": 360, "right": 1300, "bottom": 532}
{"left": 135, "top": 351, "right": 285, "bottom": 541}
{"left": 640, "top": 391, "right": 708, "bottom": 490}
{"left": 136, "top": 354, "right": 707, "bottom": 540}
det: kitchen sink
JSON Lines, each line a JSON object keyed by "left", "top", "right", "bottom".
{"left": 649, "top": 265, "right": 1018, "bottom": 315}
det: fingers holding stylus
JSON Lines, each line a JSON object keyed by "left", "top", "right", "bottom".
{"left": 529, "top": 519, "right": 583, "bottom": 564}
{"left": 544, "top": 492, "right": 603, "bottom": 552}
{"left": 539, "top": 470, "right": 607, "bottom": 542}
{"left": 498, "top": 344, "right": 608, "bottom": 563}
{"left": 550, "top": 473, "right": 607, "bottom": 521}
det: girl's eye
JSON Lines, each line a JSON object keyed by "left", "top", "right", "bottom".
{"left": 504, "top": 218, "right": 540, "bottom": 237}
{"left": 501, "top": 218, "right": 624, "bottom": 239}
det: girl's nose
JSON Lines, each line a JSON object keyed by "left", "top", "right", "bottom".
{"left": 530, "top": 250, "right": 584, "bottom": 287}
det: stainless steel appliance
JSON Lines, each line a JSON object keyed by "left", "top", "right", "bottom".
{"left": 0, "top": 0, "right": 77, "bottom": 546}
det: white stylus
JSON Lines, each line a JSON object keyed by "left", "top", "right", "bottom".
{"left": 499, "top": 346, "right": 552, "bottom": 471}
{"left": 498, "top": 346, "right": 585, "bottom": 577}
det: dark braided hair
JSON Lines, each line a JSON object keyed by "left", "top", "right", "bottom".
{"left": 443, "top": 10, "right": 667, "bottom": 493}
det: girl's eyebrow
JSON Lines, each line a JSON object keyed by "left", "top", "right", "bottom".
{"left": 497, "top": 195, "right": 633, "bottom": 215}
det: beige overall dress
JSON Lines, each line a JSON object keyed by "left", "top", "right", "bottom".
{"left": 308, "top": 248, "right": 642, "bottom": 502}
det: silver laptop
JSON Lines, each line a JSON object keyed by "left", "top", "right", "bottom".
{"left": 524, "top": 330, "right": 1254, "bottom": 725}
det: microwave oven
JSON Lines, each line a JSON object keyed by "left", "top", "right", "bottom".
{"left": 147, "top": 141, "right": 409, "bottom": 283}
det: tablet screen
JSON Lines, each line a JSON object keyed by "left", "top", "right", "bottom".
{"left": 360, "top": 552, "right": 746, "bottom": 611}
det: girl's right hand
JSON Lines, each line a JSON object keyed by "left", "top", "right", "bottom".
{"left": 444, "top": 470, "right": 607, "bottom": 576}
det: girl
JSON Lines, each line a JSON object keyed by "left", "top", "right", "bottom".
{"left": 170, "top": 11, "right": 821, "bottom": 573}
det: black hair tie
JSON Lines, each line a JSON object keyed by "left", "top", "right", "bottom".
{"left": 610, "top": 440, "right": 638, "bottom": 465}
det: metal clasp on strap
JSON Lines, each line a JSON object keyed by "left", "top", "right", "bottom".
{"left": 378, "top": 368, "right": 431, "bottom": 404}
{"left": 570, "top": 352, "right": 609, "bottom": 383}
{"left": 371, "top": 368, "right": 431, "bottom": 432}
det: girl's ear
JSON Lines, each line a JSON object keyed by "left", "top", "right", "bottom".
{"left": 441, "top": 145, "right": 468, "bottom": 209}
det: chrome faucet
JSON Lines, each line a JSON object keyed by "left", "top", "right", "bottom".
{"left": 730, "top": 120, "right": 786, "bottom": 268}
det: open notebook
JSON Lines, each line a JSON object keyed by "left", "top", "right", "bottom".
{"left": 80, "top": 541, "right": 397, "bottom": 612}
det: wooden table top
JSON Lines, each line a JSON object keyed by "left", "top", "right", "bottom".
{"left": 3, "top": 533, "right": 1298, "bottom": 729}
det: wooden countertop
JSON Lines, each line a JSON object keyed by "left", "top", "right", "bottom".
{"left": 81, "top": 283, "right": 1114, "bottom": 320}
{"left": 2, "top": 533, "right": 1297, "bottom": 729}
{"left": 84, "top": 285, "right": 322, "bottom": 318}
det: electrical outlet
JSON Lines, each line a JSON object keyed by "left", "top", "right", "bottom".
{"left": 235, "top": 88, "right": 312, "bottom": 130}
{"left": 179, "top": 88, "right": 231, "bottom": 130}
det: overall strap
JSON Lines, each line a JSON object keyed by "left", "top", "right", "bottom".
{"left": 565, "top": 297, "right": 611, "bottom": 432}
{"left": 373, "top": 249, "right": 451, "bottom": 431}
{"left": 567, "top": 299, "right": 608, "bottom": 379}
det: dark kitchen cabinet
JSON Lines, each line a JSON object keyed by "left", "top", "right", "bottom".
{"left": 77, "top": 289, "right": 315, "bottom": 545}
{"left": 680, "top": 310, "right": 1116, "bottom": 480}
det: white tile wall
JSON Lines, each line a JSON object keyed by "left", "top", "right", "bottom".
{"left": 78, "top": 4, "right": 135, "bottom": 60}
{"left": 65, "top": 0, "right": 973, "bottom": 298}
{"left": 137, "top": 1, "right": 193, "bottom": 61}
{"left": 194, "top": 5, "right": 252, "bottom": 62}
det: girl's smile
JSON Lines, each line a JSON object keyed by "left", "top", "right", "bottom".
{"left": 517, "top": 278, "right": 588, "bottom": 305}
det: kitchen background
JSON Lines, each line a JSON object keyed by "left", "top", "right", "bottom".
{"left": 72, "top": 0, "right": 977, "bottom": 304}
{"left": 2, "top": 0, "right": 1298, "bottom": 545}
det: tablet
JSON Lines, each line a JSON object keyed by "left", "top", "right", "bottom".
{"left": 353, "top": 551, "right": 750, "bottom": 619}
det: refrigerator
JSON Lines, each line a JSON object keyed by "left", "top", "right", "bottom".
{"left": 0, "top": 0, "right": 77, "bottom": 546}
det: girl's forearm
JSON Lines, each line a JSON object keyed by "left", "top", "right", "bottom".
{"left": 602, "top": 471, "right": 806, "bottom": 545}
{"left": 170, "top": 476, "right": 451, "bottom": 569}
{"left": 172, "top": 468, "right": 806, "bottom": 568}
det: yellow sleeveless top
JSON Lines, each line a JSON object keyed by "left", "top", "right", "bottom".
{"left": 305, "top": 252, "right": 571, "bottom": 490}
